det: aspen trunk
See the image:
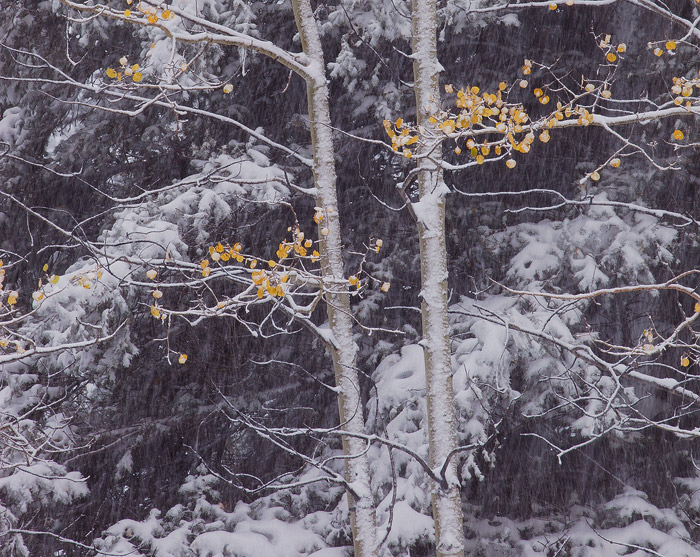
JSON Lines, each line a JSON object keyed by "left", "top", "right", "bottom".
{"left": 411, "top": 0, "right": 465, "bottom": 554}
{"left": 291, "top": 0, "right": 378, "bottom": 555}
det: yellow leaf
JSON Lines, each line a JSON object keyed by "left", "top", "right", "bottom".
{"left": 132, "top": 72, "right": 143, "bottom": 82}
{"left": 311, "top": 250, "right": 320, "bottom": 262}
{"left": 590, "top": 170, "right": 600, "bottom": 181}
{"left": 506, "top": 159, "right": 516, "bottom": 169}
{"left": 223, "top": 83, "right": 233, "bottom": 94}
{"left": 152, "top": 289, "right": 163, "bottom": 299}
{"left": 200, "top": 259, "right": 210, "bottom": 269}
{"left": 257, "top": 287, "right": 265, "bottom": 299}
{"left": 617, "top": 43, "right": 626, "bottom": 53}
{"left": 694, "top": 302, "right": 700, "bottom": 313}
{"left": 606, "top": 52, "right": 617, "bottom": 62}
{"left": 665, "top": 40, "right": 676, "bottom": 51}
{"left": 533, "top": 88, "right": 543, "bottom": 98}
{"left": 673, "top": 129, "right": 684, "bottom": 140}
{"left": 124, "top": 9, "right": 131, "bottom": 17}
{"left": 161, "top": 9, "right": 173, "bottom": 19}
{"left": 395, "top": 117, "right": 403, "bottom": 128}
{"left": 609, "top": 158, "right": 621, "bottom": 168}
{"left": 380, "top": 282, "right": 391, "bottom": 292}
{"left": 681, "top": 356, "right": 690, "bottom": 367}
{"left": 146, "top": 269, "right": 157, "bottom": 280}
{"left": 268, "top": 260, "right": 277, "bottom": 268}
{"left": 106, "top": 68, "right": 117, "bottom": 79}
{"left": 178, "top": 353, "right": 188, "bottom": 364}
{"left": 202, "top": 267, "right": 211, "bottom": 277}
{"left": 215, "top": 242, "right": 224, "bottom": 253}
{"left": 348, "top": 275, "right": 359, "bottom": 286}
{"left": 549, "top": 3, "right": 557, "bottom": 9}
{"left": 49, "top": 275, "right": 60, "bottom": 285}
{"left": 150, "top": 305, "right": 161, "bottom": 318}
{"left": 42, "top": 263, "right": 49, "bottom": 272}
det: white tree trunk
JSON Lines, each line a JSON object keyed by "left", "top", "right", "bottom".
{"left": 411, "top": 0, "right": 465, "bottom": 555}
{"left": 291, "top": 1, "right": 378, "bottom": 555}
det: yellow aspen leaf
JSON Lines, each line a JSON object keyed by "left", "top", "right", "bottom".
{"left": 150, "top": 305, "right": 161, "bottom": 318}
{"left": 211, "top": 252, "right": 221, "bottom": 262}
{"left": 268, "top": 260, "right": 277, "bottom": 268}
{"left": 454, "top": 146, "right": 462, "bottom": 154}
{"left": 681, "top": 355, "right": 690, "bottom": 367}
{"left": 617, "top": 43, "right": 626, "bottom": 52}
{"left": 506, "top": 159, "right": 516, "bottom": 169}
{"left": 215, "top": 243, "right": 224, "bottom": 253}
{"left": 348, "top": 275, "right": 359, "bottom": 286}
{"left": 119, "top": 56, "right": 128, "bottom": 66}
{"left": 311, "top": 250, "right": 320, "bottom": 262}
{"left": 132, "top": 64, "right": 139, "bottom": 72}
{"left": 275, "top": 285, "right": 285, "bottom": 297}
{"left": 499, "top": 81, "right": 507, "bottom": 91}
{"left": 147, "top": 13, "right": 158, "bottom": 24}
{"left": 539, "top": 95, "right": 550, "bottom": 104}
{"left": 495, "top": 145, "right": 502, "bottom": 155}
{"left": 441, "top": 120, "right": 456, "bottom": 134}
{"left": 549, "top": 3, "right": 557, "bottom": 9}
{"left": 396, "top": 117, "right": 403, "bottom": 128}
{"left": 445, "top": 84, "right": 454, "bottom": 93}
{"left": 694, "top": 302, "right": 700, "bottom": 313}
{"left": 403, "top": 149, "right": 412, "bottom": 158}
{"left": 533, "top": 88, "right": 543, "bottom": 98}
{"left": 257, "top": 287, "right": 265, "bottom": 299}
{"left": 8, "top": 291, "right": 18, "bottom": 305}
{"left": 178, "top": 353, "right": 188, "bottom": 364}
{"left": 202, "top": 267, "right": 211, "bottom": 277}
{"left": 220, "top": 253, "right": 230, "bottom": 262}
{"left": 223, "top": 83, "right": 233, "bottom": 94}
{"left": 476, "top": 154, "right": 485, "bottom": 164}
{"left": 0, "top": 338, "right": 7, "bottom": 347}
{"left": 429, "top": 116, "right": 438, "bottom": 124}
{"left": 249, "top": 260, "right": 257, "bottom": 269}
{"left": 161, "top": 9, "right": 173, "bottom": 19}
{"left": 200, "top": 259, "right": 209, "bottom": 269}
{"left": 643, "top": 343, "right": 655, "bottom": 353}
{"left": 590, "top": 170, "right": 601, "bottom": 181}
{"left": 49, "top": 275, "right": 59, "bottom": 285}
{"left": 665, "top": 40, "right": 676, "bottom": 50}
{"left": 32, "top": 291, "right": 44, "bottom": 301}
{"left": 673, "top": 129, "right": 684, "bottom": 140}
{"left": 585, "top": 83, "right": 595, "bottom": 92}
{"left": 601, "top": 89, "right": 611, "bottom": 98}
{"left": 106, "top": 68, "right": 117, "bottom": 78}
{"left": 654, "top": 47, "right": 663, "bottom": 56}
{"left": 606, "top": 52, "right": 617, "bottom": 63}
{"left": 146, "top": 269, "right": 157, "bottom": 280}
{"left": 281, "top": 273, "right": 289, "bottom": 283}
{"left": 132, "top": 72, "right": 143, "bottom": 82}
{"left": 610, "top": 158, "right": 621, "bottom": 167}
{"left": 539, "top": 130, "right": 550, "bottom": 143}
{"left": 380, "top": 282, "right": 391, "bottom": 292}
{"left": 152, "top": 289, "right": 163, "bottom": 299}
{"left": 42, "top": 263, "right": 49, "bottom": 272}
{"left": 519, "top": 79, "right": 528, "bottom": 88}
{"left": 321, "top": 227, "right": 330, "bottom": 236}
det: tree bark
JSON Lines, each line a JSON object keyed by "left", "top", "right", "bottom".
{"left": 292, "top": 1, "right": 378, "bottom": 555}
{"left": 411, "top": 0, "right": 465, "bottom": 555}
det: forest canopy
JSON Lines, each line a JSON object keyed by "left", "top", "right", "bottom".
{"left": 2, "top": 0, "right": 700, "bottom": 556}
